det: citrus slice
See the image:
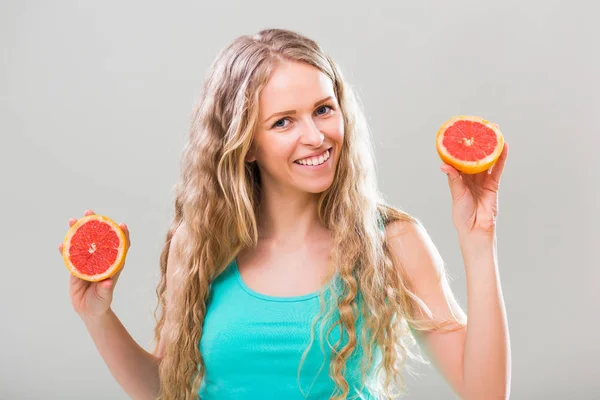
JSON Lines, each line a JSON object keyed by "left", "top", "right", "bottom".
{"left": 436, "top": 115, "right": 504, "bottom": 174}
{"left": 62, "top": 214, "right": 129, "bottom": 282}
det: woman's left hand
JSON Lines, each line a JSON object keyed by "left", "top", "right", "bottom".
{"left": 441, "top": 142, "right": 509, "bottom": 238}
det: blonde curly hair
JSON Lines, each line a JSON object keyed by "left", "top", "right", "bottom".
{"left": 152, "top": 28, "right": 463, "bottom": 399}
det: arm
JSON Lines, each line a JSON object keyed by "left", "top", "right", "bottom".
{"left": 385, "top": 220, "right": 510, "bottom": 399}
{"left": 81, "top": 310, "right": 161, "bottom": 400}
{"left": 81, "top": 223, "right": 186, "bottom": 399}
{"left": 458, "top": 233, "right": 511, "bottom": 400}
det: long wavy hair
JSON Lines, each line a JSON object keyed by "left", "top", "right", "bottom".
{"left": 152, "top": 28, "right": 465, "bottom": 400}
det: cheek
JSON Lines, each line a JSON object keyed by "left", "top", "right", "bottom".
{"left": 325, "top": 115, "right": 345, "bottom": 143}
{"left": 256, "top": 137, "right": 296, "bottom": 167}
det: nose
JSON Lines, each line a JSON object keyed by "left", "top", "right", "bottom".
{"left": 299, "top": 118, "right": 324, "bottom": 147}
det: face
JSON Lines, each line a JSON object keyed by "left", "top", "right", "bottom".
{"left": 248, "top": 61, "right": 344, "bottom": 195}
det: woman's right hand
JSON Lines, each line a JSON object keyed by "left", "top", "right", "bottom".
{"left": 58, "top": 209, "right": 131, "bottom": 319}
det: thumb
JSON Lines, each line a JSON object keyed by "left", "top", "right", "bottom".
{"left": 441, "top": 164, "right": 465, "bottom": 201}
{"left": 95, "top": 279, "right": 115, "bottom": 301}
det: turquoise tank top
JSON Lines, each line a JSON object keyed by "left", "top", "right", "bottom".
{"left": 198, "top": 258, "right": 379, "bottom": 399}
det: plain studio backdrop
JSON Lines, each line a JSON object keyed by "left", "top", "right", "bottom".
{"left": 1, "top": 0, "right": 598, "bottom": 399}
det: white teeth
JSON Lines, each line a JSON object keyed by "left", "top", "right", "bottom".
{"left": 296, "top": 149, "right": 330, "bottom": 166}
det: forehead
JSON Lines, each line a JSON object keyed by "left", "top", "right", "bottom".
{"left": 259, "top": 61, "right": 336, "bottom": 114}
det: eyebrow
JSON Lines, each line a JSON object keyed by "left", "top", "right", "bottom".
{"left": 263, "top": 96, "right": 334, "bottom": 124}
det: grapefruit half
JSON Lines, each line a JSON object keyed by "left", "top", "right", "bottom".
{"left": 436, "top": 115, "right": 504, "bottom": 174}
{"left": 62, "top": 214, "right": 129, "bottom": 282}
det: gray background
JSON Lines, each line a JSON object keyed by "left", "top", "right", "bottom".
{"left": 1, "top": 0, "right": 598, "bottom": 399}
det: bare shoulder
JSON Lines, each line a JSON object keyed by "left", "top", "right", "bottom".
{"left": 384, "top": 218, "right": 468, "bottom": 396}
{"left": 384, "top": 218, "right": 445, "bottom": 284}
{"left": 384, "top": 217, "right": 467, "bottom": 325}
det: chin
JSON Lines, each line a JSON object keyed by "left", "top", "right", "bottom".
{"left": 298, "top": 177, "right": 335, "bottom": 194}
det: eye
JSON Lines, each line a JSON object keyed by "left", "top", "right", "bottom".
{"left": 315, "top": 104, "right": 334, "bottom": 116}
{"left": 272, "top": 118, "right": 290, "bottom": 129}
{"left": 271, "top": 104, "right": 335, "bottom": 130}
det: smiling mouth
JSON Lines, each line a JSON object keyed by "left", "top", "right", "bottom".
{"left": 294, "top": 147, "right": 332, "bottom": 166}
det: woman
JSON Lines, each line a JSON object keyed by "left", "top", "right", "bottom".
{"left": 59, "top": 28, "right": 510, "bottom": 399}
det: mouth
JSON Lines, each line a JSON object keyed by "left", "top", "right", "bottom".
{"left": 293, "top": 147, "right": 333, "bottom": 168}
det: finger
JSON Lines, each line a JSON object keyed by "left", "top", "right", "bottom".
{"left": 490, "top": 142, "right": 509, "bottom": 183}
{"left": 58, "top": 243, "right": 63, "bottom": 254}
{"left": 120, "top": 223, "right": 129, "bottom": 237}
{"left": 440, "top": 163, "right": 461, "bottom": 180}
{"left": 69, "top": 273, "right": 90, "bottom": 290}
{"left": 112, "top": 269, "right": 123, "bottom": 284}
{"left": 94, "top": 279, "right": 115, "bottom": 299}
{"left": 101, "top": 279, "right": 114, "bottom": 290}
{"left": 120, "top": 223, "right": 131, "bottom": 246}
{"left": 441, "top": 164, "right": 467, "bottom": 201}
{"left": 70, "top": 209, "right": 95, "bottom": 227}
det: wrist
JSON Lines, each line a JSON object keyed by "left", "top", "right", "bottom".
{"left": 458, "top": 230, "right": 496, "bottom": 248}
{"left": 79, "top": 308, "right": 113, "bottom": 325}
{"left": 458, "top": 232, "right": 497, "bottom": 264}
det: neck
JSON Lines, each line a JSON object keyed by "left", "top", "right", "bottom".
{"left": 256, "top": 185, "right": 326, "bottom": 247}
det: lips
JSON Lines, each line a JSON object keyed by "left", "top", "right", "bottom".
{"left": 294, "top": 147, "right": 332, "bottom": 163}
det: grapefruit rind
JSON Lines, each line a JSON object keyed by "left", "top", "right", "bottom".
{"left": 436, "top": 115, "right": 504, "bottom": 174}
{"left": 62, "top": 214, "right": 129, "bottom": 282}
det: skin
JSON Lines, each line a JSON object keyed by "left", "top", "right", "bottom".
{"left": 58, "top": 60, "right": 510, "bottom": 399}
{"left": 58, "top": 210, "right": 130, "bottom": 317}
{"left": 237, "top": 60, "right": 345, "bottom": 296}
{"left": 384, "top": 145, "right": 511, "bottom": 398}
